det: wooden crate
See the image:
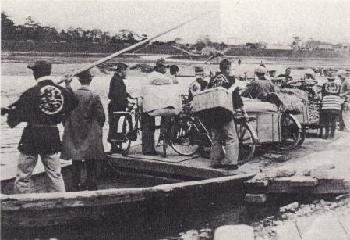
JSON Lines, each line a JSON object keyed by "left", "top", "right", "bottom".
{"left": 248, "top": 112, "right": 281, "bottom": 143}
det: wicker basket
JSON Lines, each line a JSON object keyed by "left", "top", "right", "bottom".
{"left": 192, "top": 87, "right": 233, "bottom": 113}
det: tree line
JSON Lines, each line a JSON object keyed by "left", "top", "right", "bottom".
{"left": 1, "top": 12, "right": 226, "bottom": 53}
{"left": 1, "top": 12, "right": 149, "bottom": 46}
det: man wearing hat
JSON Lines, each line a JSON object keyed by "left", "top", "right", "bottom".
{"left": 242, "top": 65, "right": 276, "bottom": 101}
{"left": 189, "top": 66, "right": 208, "bottom": 100}
{"left": 61, "top": 70, "right": 105, "bottom": 191}
{"left": 3, "top": 60, "right": 78, "bottom": 193}
{"left": 320, "top": 74, "right": 342, "bottom": 139}
{"left": 107, "top": 63, "right": 133, "bottom": 153}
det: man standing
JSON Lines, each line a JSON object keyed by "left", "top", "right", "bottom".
{"left": 62, "top": 70, "right": 105, "bottom": 191}
{"left": 107, "top": 63, "right": 133, "bottom": 153}
{"left": 169, "top": 65, "right": 180, "bottom": 84}
{"left": 141, "top": 58, "right": 175, "bottom": 155}
{"left": 339, "top": 70, "right": 350, "bottom": 131}
{"left": 321, "top": 75, "right": 342, "bottom": 139}
{"left": 206, "top": 59, "right": 246, "bottom": 170}
{"left": 3, "top": 60, "right": 78, "bottom": 193}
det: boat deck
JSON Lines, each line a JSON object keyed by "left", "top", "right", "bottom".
{"left": 108, "top": 144, "right": 245, "bottom": 180}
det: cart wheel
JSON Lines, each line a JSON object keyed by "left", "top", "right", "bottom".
{"left": 278, "top": 113, "right": 302, "bottom": 150}
{"left": 236, "top": 122, "right": 256, "bottom": 162}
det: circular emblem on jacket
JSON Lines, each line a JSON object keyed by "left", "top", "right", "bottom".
{"left": 191, "top": 82, "right": 199, "bottom": 93}
{"left": 39, "top": 85, "right": 64, "bottom": 115}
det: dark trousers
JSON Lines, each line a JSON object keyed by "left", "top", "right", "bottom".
{"left": 339, "top": 103, "right": 346, "bottom": 130}
{"left": 71, "top": 160, "right": 98, "bottom": 191}
{"left": 320, "top": 109, "right": 340, "bottom": 139}
{"left": 141, "top": 113, "right": 156, "bottom": 154}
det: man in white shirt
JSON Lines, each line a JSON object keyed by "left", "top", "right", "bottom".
{"left": 141, "top": 58, "right": 179, "bottom": 155}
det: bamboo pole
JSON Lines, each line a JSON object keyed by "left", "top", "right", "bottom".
{"left": 58, "top": 12, "right": 211, "bottom": 84}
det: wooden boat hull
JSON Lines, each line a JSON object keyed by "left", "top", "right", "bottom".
{"left": 1, "top": 173, "right": 254, "bottom": 228}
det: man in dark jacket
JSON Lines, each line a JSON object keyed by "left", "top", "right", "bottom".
{"left": 2, "top": 60, "right": 78, "bottom": 193}
{"left": 62, "top": 70, "right": 105, "bottom": 191}
{"left": 107, "top": 63, "right": 133, "bottom": 153}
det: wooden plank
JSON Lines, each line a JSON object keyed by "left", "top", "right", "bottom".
{"left": 313, "top": 179, "right": 350, "bottom": 194}
{"left": 244, "top": 193, "right": 267, "bottom": 203}
{"left": 1, "top": 188, "right": 155, "bottom": 210}
{"left": 337, "top": 213, "right": 350, "bottom": 237}
{"left": 214, "top": 225, "right": 254, "bottom": 240}
{"left": 153, "top": 173, "right": 255, "bottom": 193}
{"left": 299, "top": 215, "right": 349, "bottom": 240}
{"left": 244, "top": 179, "right": 268, "bottom": 193}
{"left": 107, "top": 155, "right": 232, "bottom": 180}
{"left": 275, "top": 221, "right": 302, "bottom": 240}
{"left": 268, "top": 176, "right": 317, "bottom": 193}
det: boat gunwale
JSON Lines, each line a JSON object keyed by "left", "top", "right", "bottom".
{"left": 1, "top": 173, "right": 255, "bottom": 211}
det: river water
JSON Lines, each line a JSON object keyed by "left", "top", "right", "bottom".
{"left": 1, "top": 55, "right": 349, "bottom": 239}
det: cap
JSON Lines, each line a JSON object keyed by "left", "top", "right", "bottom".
{"left": 170, "top": 65, "right": 179, "bottom": 72}
{"left": 194, "top": 66, "right": 204, "bottom": 73}
{"left": 156, "top": 58, "right": 166, "bottom": 67}
{"left": 75, "top": 70, "right": 93, "bottom": 79}
{"left": 337, "top": 70, "right": 346, "bottom": 77}
{"left": 115, "top": 63, "right": 128, "bottom": 71}
{"left": 255, "top": 65, "right": 268, "bottom": 74}
{"left": 27, "top": 60, "right": 51, "bottom": 72}
{"left": 219, "top": 59, "right": 231, "bottom": 70}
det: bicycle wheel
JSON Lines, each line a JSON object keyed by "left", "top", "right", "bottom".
{"left": 236, "top": 122, "right": 256, "bottom": 162}
{"left": 169, "top": 116, "right": 201, "bottom": 156}
{"left": 119, "top": 116, "right": 132, "bottom": 156}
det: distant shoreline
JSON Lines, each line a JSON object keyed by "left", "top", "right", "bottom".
{"left": 2, "top": 51, "right": 349, "bottom": 64}
{"left": 2, "top": 39, "right": 349, "bottom": 62}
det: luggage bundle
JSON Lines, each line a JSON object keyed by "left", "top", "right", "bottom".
{"left": 192, "top": 87, "right": 233, "bottom": 113}
{"left": 192, "top": 87, "right": 234, "bottom": 127}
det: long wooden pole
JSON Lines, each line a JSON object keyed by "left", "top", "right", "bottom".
{"left": 58, "top": 12, "right": 210, "bottom": 84}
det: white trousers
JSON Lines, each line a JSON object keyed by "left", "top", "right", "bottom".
{"left": 14, "top": 152, "right": 66, "bottom": 194}
{"left": 210, "top": 119, "right": 239, "bottom": 166}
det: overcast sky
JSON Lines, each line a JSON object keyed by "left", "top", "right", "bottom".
{"left": 2, "top": 0, "right": 350, "bottom": 44}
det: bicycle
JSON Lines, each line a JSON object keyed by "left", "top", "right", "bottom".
{"left": 109, "top": 98, "right": 142, "bottom": 156}
{"left": 111, "top": 98, "right": 193, "bottom": 158}
{"left": 111, "top": 96, "right": 257, "bottom": 162}
{"left": 166, "top": 96, "right": 258, "bottom": 162}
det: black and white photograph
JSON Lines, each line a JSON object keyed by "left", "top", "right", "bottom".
{"left": 1, "top": 0, "right": 350, "bottom": 239}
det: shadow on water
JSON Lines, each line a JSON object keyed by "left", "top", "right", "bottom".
{"left": 2, "top": 193, "right": 337, "bottom": 240}
{"left": 1, "top": 184, "right": 282, "bottom": 240}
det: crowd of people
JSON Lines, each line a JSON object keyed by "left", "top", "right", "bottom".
{"left": 3, "top": 57, "right": 350, "bottom": 194}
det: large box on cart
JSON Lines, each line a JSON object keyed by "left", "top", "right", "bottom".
{"left": 249, "top": 112, "right": 281, "bottom": 143}
{"left": 243, "top": 99, "right": 281, "bottom": 143}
